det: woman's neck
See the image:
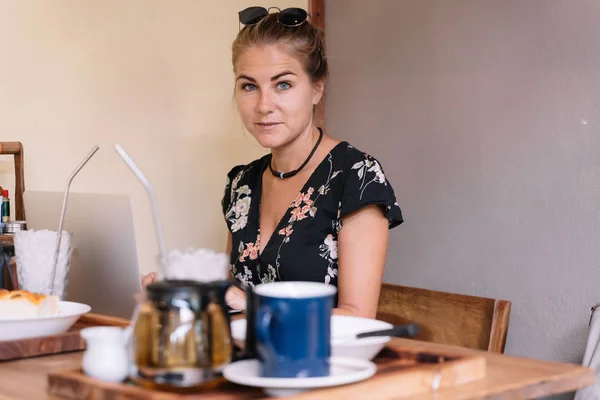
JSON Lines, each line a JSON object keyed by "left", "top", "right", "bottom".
{"left": 270, "top": 124, "right": 320, "bottom": 173}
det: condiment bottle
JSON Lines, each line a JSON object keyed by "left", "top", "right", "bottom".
{"left": 1, "top": 190, "right": 9, "bottom": 223}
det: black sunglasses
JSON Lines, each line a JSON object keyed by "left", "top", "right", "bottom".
{"left": 238, "top": 6, "right": 309, "bottom": 28}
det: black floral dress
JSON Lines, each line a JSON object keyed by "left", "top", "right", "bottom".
{"left": 221, "top": 141, "right": 403, "bottom": 289}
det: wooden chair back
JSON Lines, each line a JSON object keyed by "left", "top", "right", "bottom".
{"left": 376, "top": 283, "right": 511, "bottom": 353}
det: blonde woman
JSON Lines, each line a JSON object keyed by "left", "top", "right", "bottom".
{"left": 221, "top": 7, "right": 403, "bottom": 318}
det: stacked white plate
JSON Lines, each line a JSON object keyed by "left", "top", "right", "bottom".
{"left": 230, "top": 315, "right": 394, "bottom": 361}
{"left": 0, "top": 301, "right": 91, "bottom": 341}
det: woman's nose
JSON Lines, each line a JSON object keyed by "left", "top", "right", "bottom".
{"left": 256, "top": 91, "right": 274, "bottom": 114}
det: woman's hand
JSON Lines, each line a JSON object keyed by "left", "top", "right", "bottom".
{"left": 225, "top": 285, "right": 247, "bottom": 310}
{"left": 141, "top": 272, "right": 157, "bottom": 288}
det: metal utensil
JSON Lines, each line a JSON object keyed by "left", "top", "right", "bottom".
{"left": 331, "top": 323, "right": 420, "bottom": 345}
{"left": 113, "top": 144, "right": 167, "bottom": 272}
{"left": 50, "top": 145, "right": 100, "bottom": 296}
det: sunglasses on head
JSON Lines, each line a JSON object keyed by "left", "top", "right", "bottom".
{"left": 238, "top": 6, "right": 310, "bottom": 28}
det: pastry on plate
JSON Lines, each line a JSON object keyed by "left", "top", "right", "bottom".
{"left": 0, "top": 289, "right": 59, "bottom": 318}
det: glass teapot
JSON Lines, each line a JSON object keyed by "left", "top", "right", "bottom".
{"left": 128, "top": 279, "right": 253, "bottom": 390}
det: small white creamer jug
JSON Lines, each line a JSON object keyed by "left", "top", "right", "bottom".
{"left": 80, "top": 326, "right": 128, "bottom": 383}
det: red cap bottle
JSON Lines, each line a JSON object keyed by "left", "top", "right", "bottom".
{"left": 1, "top": 189, "right": 9, "bottom": 223}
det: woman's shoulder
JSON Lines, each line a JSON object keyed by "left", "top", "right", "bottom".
{"left": 332, "top": 141, "right": 386, "bottom": 171}
{"left": 222, "top": 155, "right": 268, "bottom": 216}
{"left": 333, "top": 141, "right": 403, "bottom": 228}
{"left": 225, "top": 155, "right": 269, "bottom": 187}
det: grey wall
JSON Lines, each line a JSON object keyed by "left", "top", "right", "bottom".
{"left": 325, "top": 0, "right": 600, "bottom": 389}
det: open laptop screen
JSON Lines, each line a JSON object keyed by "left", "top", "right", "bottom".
{"left": 23, "top": 191, "right": 141, "bottom": 318}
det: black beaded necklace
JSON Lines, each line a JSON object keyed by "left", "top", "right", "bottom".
{"left": 269, "top": 128, "right": 324, "bottom": 179}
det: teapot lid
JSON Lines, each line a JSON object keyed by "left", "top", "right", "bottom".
{"left": 146, "top": 279, "right": 205, "bottom": 299}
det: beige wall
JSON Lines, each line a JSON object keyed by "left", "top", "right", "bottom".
{"left": 0, "top": 0, "right": 306, "bottom": 273}
{"left": 326, "top": 0, "right": 600, "bottom": 383}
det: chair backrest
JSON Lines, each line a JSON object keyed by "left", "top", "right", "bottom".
{"left": 376, "top": 282, "right": 511, "bottom": 353}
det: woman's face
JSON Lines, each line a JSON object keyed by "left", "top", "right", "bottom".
{"left": 234, "top": 45, "right": 323, "bottom": 149}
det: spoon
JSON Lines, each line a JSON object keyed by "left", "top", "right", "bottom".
{"left": 332, "top": 323, "right": 420, "bottom": 345}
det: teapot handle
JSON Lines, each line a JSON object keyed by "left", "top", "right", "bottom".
{"left": 123, "top": 291, "right": 144, "bottom": 343}
{"left": 225, "top": 280, "right": 245, "bottom": 313}
{"left": 241, "top": 283, "right": 257, "bottom": 360}
{"left": 211, "top": 279, "right": 256, "bottom": 361}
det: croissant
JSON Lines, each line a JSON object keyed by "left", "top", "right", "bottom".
{"left": 0, "top": 289, "right": 59, "bottom": 318}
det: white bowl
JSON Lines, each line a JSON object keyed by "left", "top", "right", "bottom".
{"left": 0, "top": 301, "right": 91, "bottom": 341}
{"left": 230, "top": 315, "right": 393, "bottom": 361}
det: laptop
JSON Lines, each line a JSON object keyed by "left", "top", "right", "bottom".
{"left": 23, "top": 191, "right": 142, "bottom": 319}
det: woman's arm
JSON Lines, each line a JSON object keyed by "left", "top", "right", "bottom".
{"left": 225, "top": 231, "right": 248, "bottom": 310}
{"left": 334, "top": 204, "right": 389, "bottom": 318}
{"left": 226, "top": 231, "right": 233, "bottom": 279}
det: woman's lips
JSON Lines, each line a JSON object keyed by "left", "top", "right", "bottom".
{"left": 255, "top": 122, "right": 282, "bottom": 130}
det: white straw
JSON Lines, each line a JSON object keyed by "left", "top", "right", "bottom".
{"left": 113, "top": 144, "right": 167, "bottom": 271}
{"left": 50, "top": 145, "right": 100, "bottom": 296}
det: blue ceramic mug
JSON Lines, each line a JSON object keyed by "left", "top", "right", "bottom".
{"left": 253, "top": 281, "right": 337, "bottom": 378}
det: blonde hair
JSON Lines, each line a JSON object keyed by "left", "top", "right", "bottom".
{"left": 232, "top": 13, "right": 328, "bottom": 85}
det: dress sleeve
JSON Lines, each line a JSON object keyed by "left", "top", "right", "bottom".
{"left": 221, "top": 165, "right": 244, "bottom": 217}
{"left": 340, "top": 150, "right": 403, "bottom": 229}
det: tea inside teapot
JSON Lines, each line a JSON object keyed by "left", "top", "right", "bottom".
{"left": 130, "top": 279, "right": 241, "bottom": 390}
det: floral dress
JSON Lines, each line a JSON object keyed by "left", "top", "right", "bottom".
{"left": 221, "top": 141, "right": 403, "bottom": 291}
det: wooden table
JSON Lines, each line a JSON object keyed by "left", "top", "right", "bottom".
{"left": 0, "top": 338, "right": 594, "bottom": 399}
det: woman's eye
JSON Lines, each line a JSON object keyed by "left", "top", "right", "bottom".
{"left": 276, "top": 81, "right": 291, "bottom": 90}
{"left": 241, "top": 83, "right": 257, "bottom": 91}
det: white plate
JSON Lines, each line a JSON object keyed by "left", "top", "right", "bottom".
{"left": 230, "top": 315, "right": 392, "bottom": 361}
{"left": 223, "top": 357, "right": 376, "bottom": 397}
{"left": 0, "top": 301, "right": 91, "bottom": 341}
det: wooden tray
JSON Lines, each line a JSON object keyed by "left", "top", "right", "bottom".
{"left": 0, "top": 313, "right": 129, "bottom": 361}
{"left": 47, "top": 342, "right": 486, "bottom": 399}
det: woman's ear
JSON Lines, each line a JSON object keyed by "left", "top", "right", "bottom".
{"left": 312, "top": 79, "right": 325, "bottom": 105}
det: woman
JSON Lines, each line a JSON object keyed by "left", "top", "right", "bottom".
{"left": 221, "top": 7, "right": 403, "bottom": 318}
